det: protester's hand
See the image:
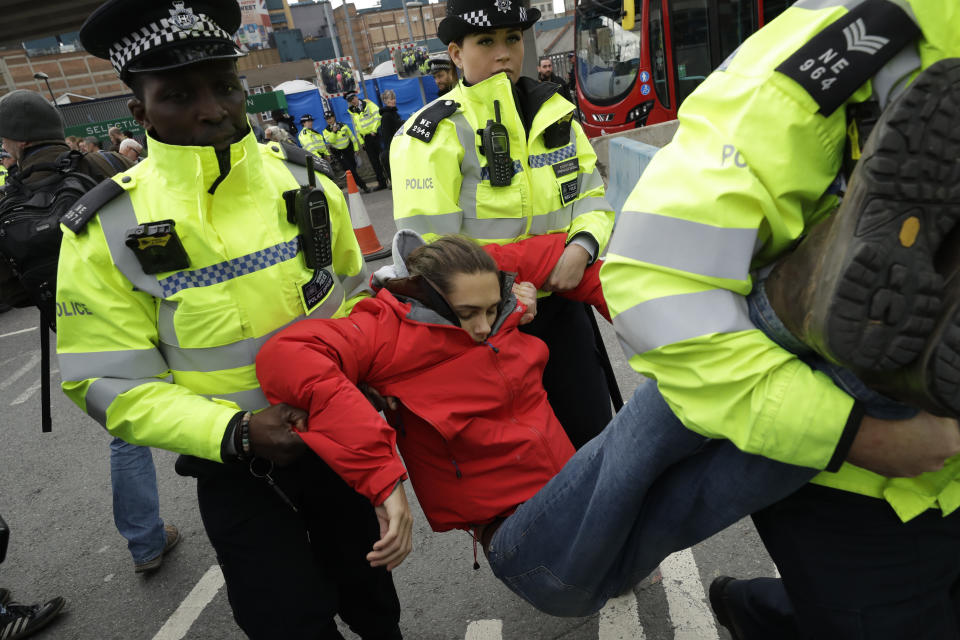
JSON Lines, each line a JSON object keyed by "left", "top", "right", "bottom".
{"left": 359, "top": 382, "right": 399, "bottom": 412}
{"left": 512, "top": 281, "right": 537, "bottom": 325}
{"left": 544, "top": 243, "right": 590, "bottom": 292}
{"left": 368, "top": 482, "right": 414, "bottom": 571}
{"left": 248, "top": 403, "right": 309, "bottom": 467}
{"left": 846, "top": 411, "right": 960, "bottom": 477}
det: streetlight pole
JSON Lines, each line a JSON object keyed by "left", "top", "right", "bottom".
{"left": 404, "top": 1, "right": 428, "bottom": 106}
{"left": 322, "top": 0, "right": 342, "bottom": 58}
{"left": 33, "top": 72, "right": 56, "bottom": 105}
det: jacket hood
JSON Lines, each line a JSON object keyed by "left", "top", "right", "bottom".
{"left": 372, "top": 230, "right": 520, "bottom": 336}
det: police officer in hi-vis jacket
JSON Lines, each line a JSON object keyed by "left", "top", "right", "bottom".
{"left": 59, "top": 1, "right": 405, "bottom": 637}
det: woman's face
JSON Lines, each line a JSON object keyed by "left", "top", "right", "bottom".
{"left": 449, "top": 28, "right": 524, "bottom": 85}
{"left": 445, "top": 271, "right": 502, "bottom": 342}
{"left": 384, "top": 95, "right": 396, "bottom": 107}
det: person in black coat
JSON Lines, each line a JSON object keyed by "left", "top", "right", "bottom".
{"left": 378, "top": 90, "right": 404, "bottom": 185}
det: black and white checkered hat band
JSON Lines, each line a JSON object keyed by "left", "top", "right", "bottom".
{"left": 519, "top": 6, "right": 527, "bottom": 20}
{"left": 107, "top": 12, "right": 232, "bottom": 73}
{"left": 459, "top": 10, "right": 492, "bottom": 27}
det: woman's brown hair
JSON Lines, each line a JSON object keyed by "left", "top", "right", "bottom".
{"left": 405, "top": 235, "right": 497, "bottom": 297}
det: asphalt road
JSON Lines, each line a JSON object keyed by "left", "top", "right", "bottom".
{"left": 0, "top": 186, "right": 780, "bottom": 639}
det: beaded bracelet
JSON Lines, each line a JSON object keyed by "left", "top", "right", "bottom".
{"left": 240, "top": 411, "right": 252, "bottom": 458}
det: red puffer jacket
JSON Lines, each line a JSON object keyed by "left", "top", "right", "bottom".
{"left": 258, "top": 233, "right": 607, "bottom": 532}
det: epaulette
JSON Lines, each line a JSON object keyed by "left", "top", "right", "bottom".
{"left": 405, "top": 99, "right": 459, "bottom": 143}
{"left": 266, "top": 141, "right": 335, "bottom": 181}
{"left": 61, "top": 178, "right": 125, "bottom": 234}
{"left": 774, "top": 0, "right": 918, "bottom": 116}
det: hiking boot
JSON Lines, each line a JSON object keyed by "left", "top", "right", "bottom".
{"left": 766, "top": 58, "right": 960, "bottom": 373}
{"left": 0, "top": 597, "right": 66, "bottom": 640}
{"left": 134, "top": 523, "right": 181, "bottom": 574}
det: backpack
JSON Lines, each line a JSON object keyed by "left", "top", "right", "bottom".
{"left": 0, "top": 150, "right": 100, "bottom": 326}
{"left": 0, "top": 150, "right": 101, "bottom": 434}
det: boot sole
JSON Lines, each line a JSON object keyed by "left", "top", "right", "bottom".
{"left": 819, "top": 59, "right": 960, "bottom": 371}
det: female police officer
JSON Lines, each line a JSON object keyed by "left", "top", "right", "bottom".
{"left": 389, "top": 0, "right": 616, "bottom": 449}
{"left": 59, "top": 1, "right": 404, "bottom": 638}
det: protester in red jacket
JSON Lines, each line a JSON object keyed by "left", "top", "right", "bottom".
{"left": 258, "top": 231, "right": 605, "bottom": 534}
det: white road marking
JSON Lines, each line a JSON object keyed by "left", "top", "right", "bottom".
{"left": 660, "top": 550, "right": 720, "bottom": 640}
{"left": 10, "top": 369, "right": 59, "bottom": 405}
{"left": 0, "top": 327, "right": 37, "bottom": 339}
{"left": 152, "top": 564, "right": 225, "bottom": 640}
{"left": 465, "top": 619, "right": 503, "bottom": 640}
{"left": 599, "top": 591, "right": 645, "bottom": 640}
{"left": 0, "top": 351, "right": 40, "bottom": 391}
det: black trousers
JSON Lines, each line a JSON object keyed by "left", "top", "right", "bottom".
{"left": 726, "top": 483, "right": 960, "bottom": 640}
{"left": 362, "top": 133, "right": 387, "bottom": 187}
{"left": 519, "top": 294, "right": 612, "bottom": 449}
{"left": 334, "top": 148, "right": 367, "bottom": 190}
{"left": 181, "top": 454, "right": 402, "bottom": 640}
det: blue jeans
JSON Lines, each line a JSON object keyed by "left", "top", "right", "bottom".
{"left": 110, "top": 437, "right": 165, "bottom": 564}
{"left": 487, "top": 278, "right": 911, "bottom": 616}
{"left": 487, "top": 382, "right": 818, "bottom": 616}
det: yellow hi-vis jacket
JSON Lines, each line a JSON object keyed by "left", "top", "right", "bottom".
{"left": 390, "top": 73, "right": 614, "bottom": 252}
{"left": 600, "top": 0, "right": 960, "bottom": 522}
{"left": 350, "top": 99, "right": 382, "bottom": 138}
{"left": 0, "top": 165, "right": 7, "bottom": 187}
{"left": 322, "top": 123, "right": 359, "bottom": 152}
{"left": 298, "top": 127, "right": 329, "bottom": 157}
{"left": 56, "top": 131, "right": 368, "bottom": 462}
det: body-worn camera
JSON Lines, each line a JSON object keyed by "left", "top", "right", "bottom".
{"left": 124, "top": 219, "right": 190, "bottom": 275}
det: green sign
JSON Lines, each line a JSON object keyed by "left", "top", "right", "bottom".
{"left": 64, "top": 117, "right": 144, "bottom": 142}
{"left": 246, "top": 90, "right": 288, "bottom": 114}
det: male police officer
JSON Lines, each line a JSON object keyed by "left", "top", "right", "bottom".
{"left": 346, "top": 91, "right": 387, "bottom": 190}
{"left": 428, "top": 55, "right": 458, "bottom": 96}
{"left": 60, "top": 1, "right": 405, "bottom": 638}
{"left": 322, "top": 110, "right": 369, "bottom": 193}
{"left": 298, "top": 113, "right": 330, "bottom": 159}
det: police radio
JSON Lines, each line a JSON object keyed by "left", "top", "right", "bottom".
{"left": 481, "top": 100, "right": 513, "bottom": 187}
{"left": 284, "top": 155, "right": 333, "bottom": 270}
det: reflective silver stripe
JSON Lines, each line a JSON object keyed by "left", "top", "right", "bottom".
{"left": 340, "top": 270, "right": 371, "bottom": 300}
{"left": 204, "top": 387, "right": 269, "bottom": 412}
{"left": 160, "top": 276, "right": 344, "bottom": 371}
{"left": 462, "top": 217, "right": 527, "bottom": 240}
{"left": 86, "top": 376, "right": 171, "bottom": 427}
{"left": 872, "top": 43, "right": 921, "bottom": 108}
{"left": 59, "top": 349, "right": 169, "bottom": 382}
{"left": 580, "top": 167, "right": 605, "bottom": 193}
{"left": 529, "top": 208, "right": 572, "bottom": 235}
{"left": 396, "top": 212, "right": 463, "bottom": 236}
{"left": 572, "top": 196, "right": 612, "bottom": 218}
{"left": 452, "top": 113, "right": 481, "bottom": 221}
{"left": 610, "top": 211, "right": 757, "bottom": 281}
{"left": 158, "top": 300, "right": 179, "bottom": 347}
{"left": 97, "top": 193, "right": 167, "bottom": 298}
{"left": 613, "top": 289, "right": 753, "bottom": 354}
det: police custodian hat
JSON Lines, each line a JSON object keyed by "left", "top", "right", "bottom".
{"left": 438, "top": 0, "right": 540, "bottom": 45}
{"left": 79, "top": 0, "right": 244, "bottom": 77}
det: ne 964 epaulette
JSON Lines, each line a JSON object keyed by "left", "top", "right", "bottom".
{"left": 406, "top": 99, "right": 460, "bottom": 143}
{"left": 774, "top": 0, "right": 919, "bottom": 116}
{"left": 61, "top": 178, "right": 125, "bottom": 234}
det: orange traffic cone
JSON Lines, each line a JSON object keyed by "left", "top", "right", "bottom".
{"left": 345, "top": 171, "right": 392, "bottom": 261}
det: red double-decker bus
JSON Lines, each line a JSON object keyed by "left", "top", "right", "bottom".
{"left": 575, "top": 0, "right": 795, "bottom": 137}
